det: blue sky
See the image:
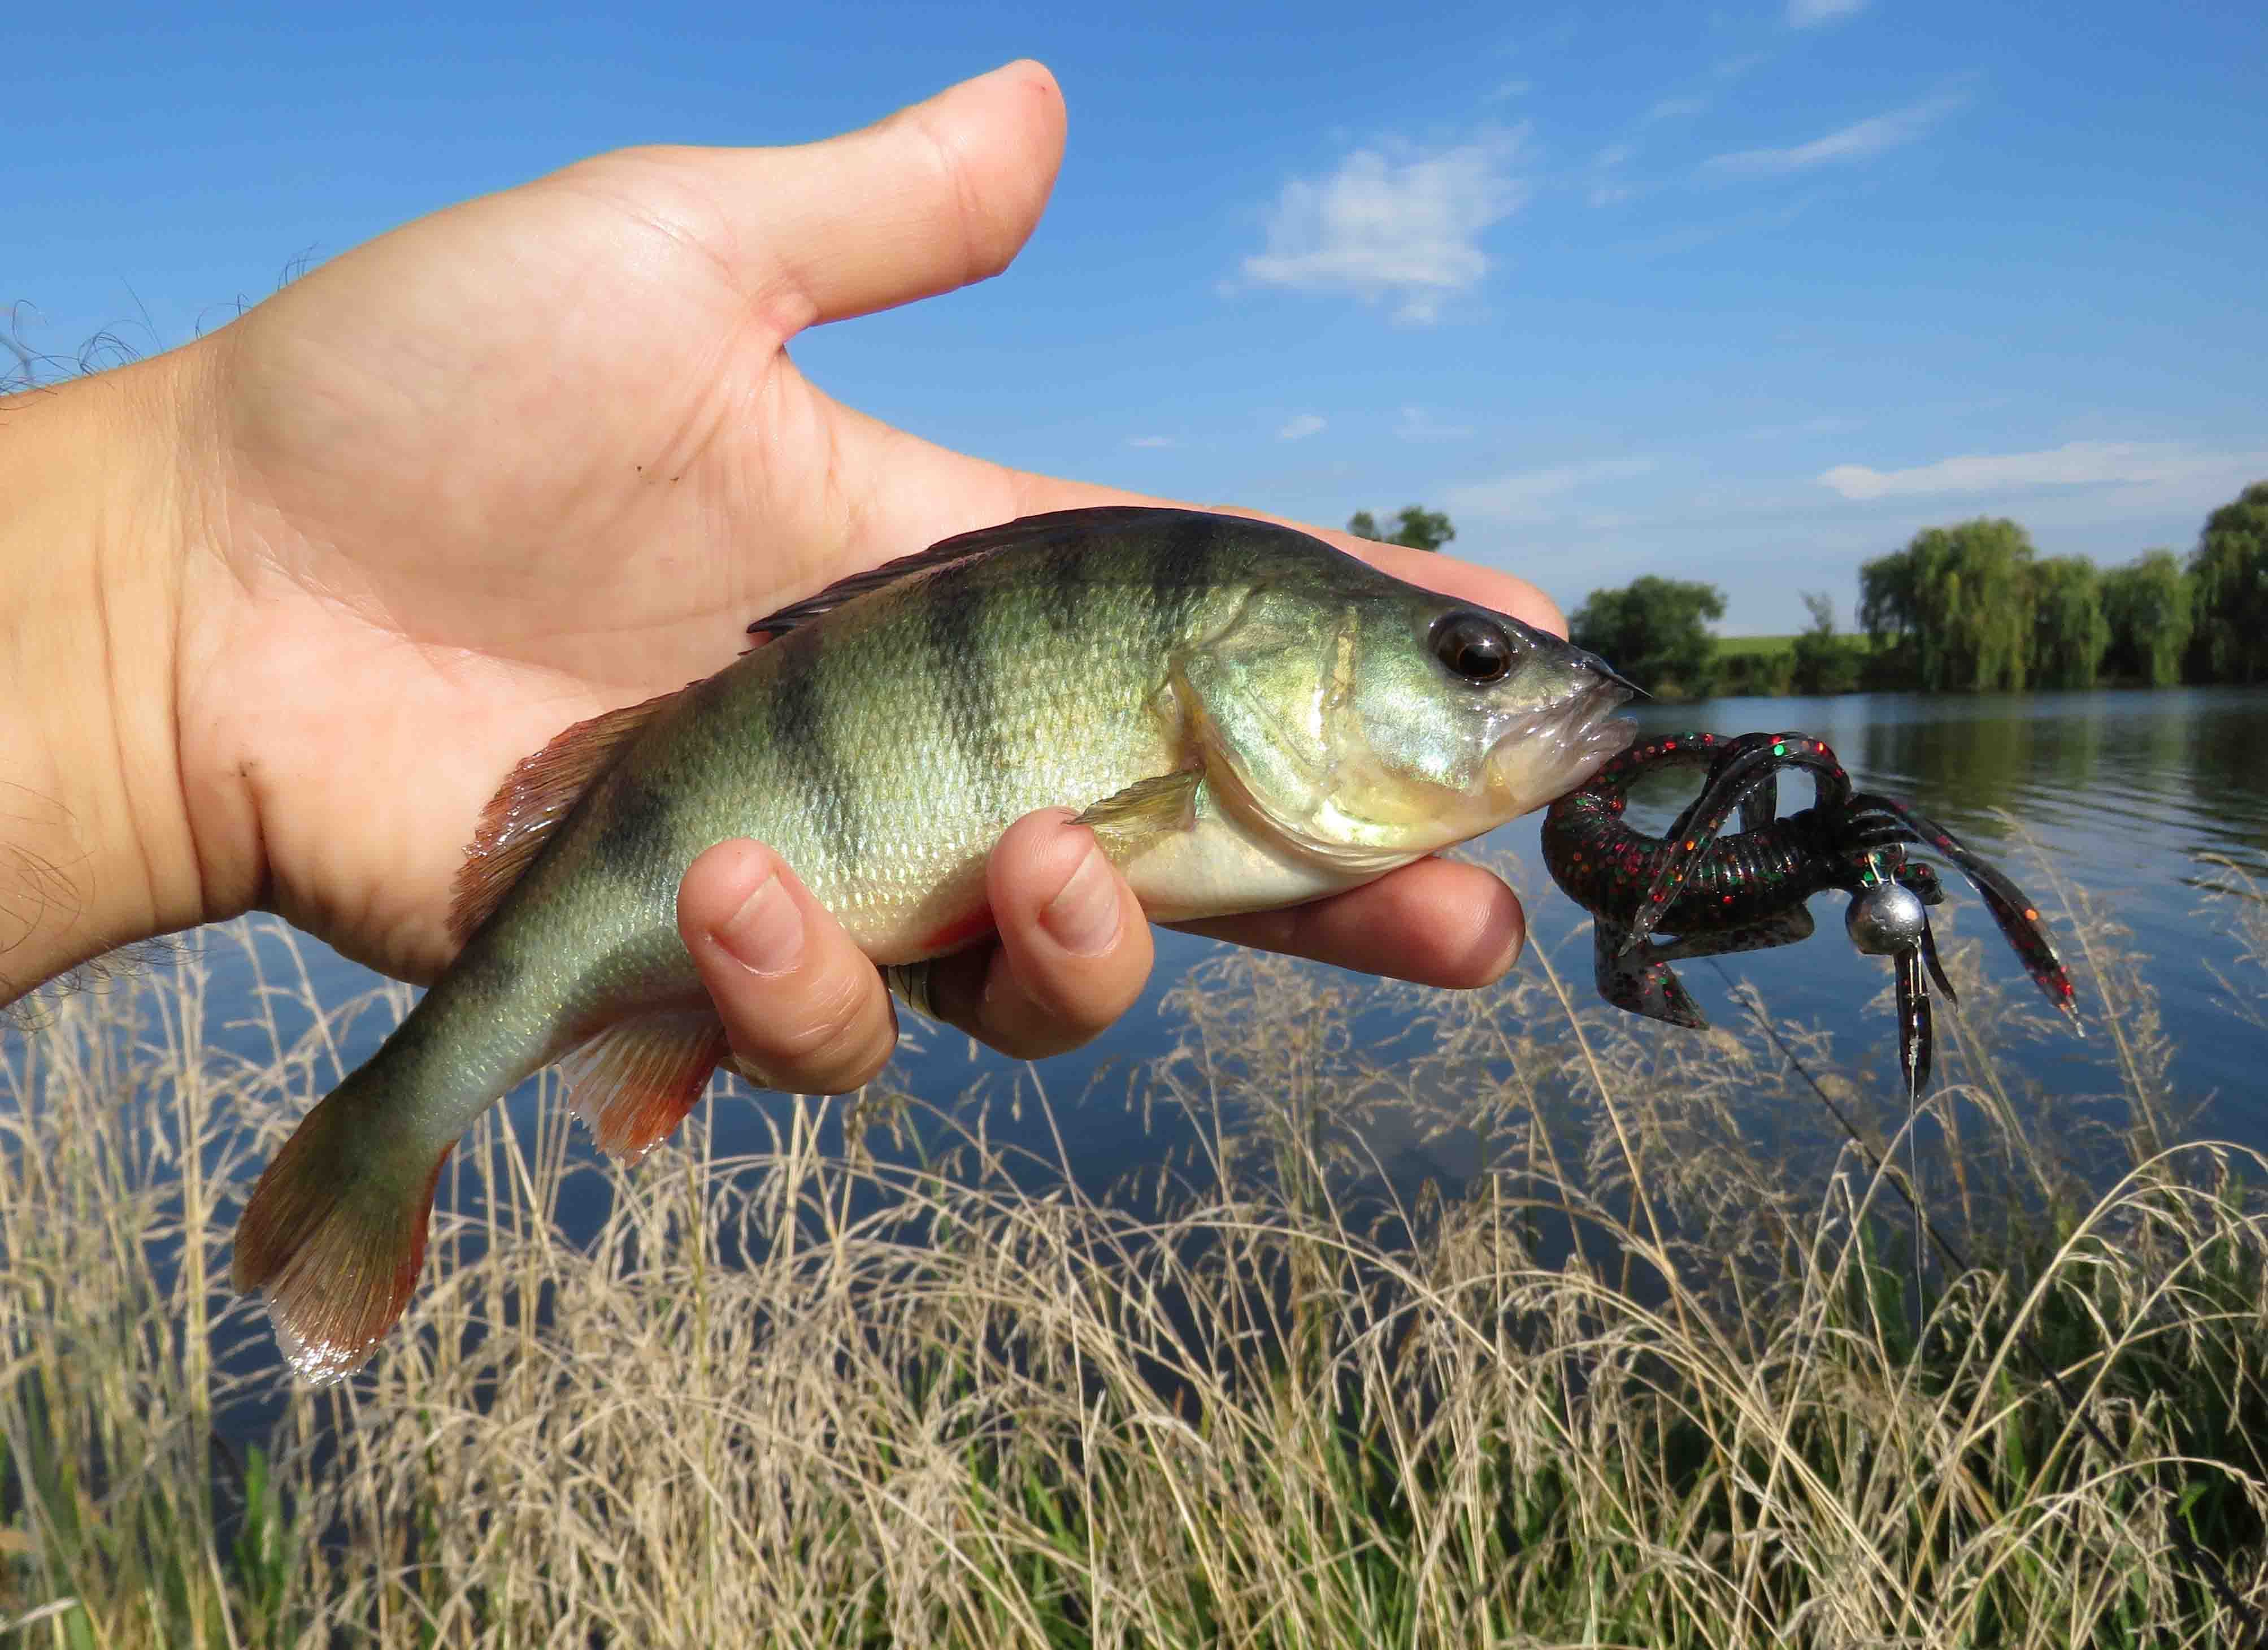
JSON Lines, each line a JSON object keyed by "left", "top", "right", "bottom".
{"left": 14, "top": 1, "right": 2265, "bottom": 632}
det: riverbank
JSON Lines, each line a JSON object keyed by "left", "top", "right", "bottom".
{"left": 5, "top": 858, "right": 2266, "bottom": 1644}
{"left": 1707, "top": 633, "right": 2195, "bottom": 701}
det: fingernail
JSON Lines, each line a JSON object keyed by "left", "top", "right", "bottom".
{"left": 1041, "top": 846, "right": 1119, "bottom": 957}
{"left": 716, "top": 871, "right": 805, "bottom": 975}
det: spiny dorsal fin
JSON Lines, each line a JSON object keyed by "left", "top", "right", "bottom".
{"left": 744, "top": 539, "right": 996, "bottom": 641}
{"left": 447, "top": 689, "right": 681, "bottom": 944}
{"left": 744, "top": 507, "right": 1225, "bottom": 641}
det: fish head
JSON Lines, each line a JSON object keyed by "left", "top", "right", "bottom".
{"left": 1184, "top": 576, "right": 1637, "bottom": 872}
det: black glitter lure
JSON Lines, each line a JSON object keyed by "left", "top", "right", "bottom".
{"left": 1541, "top": 730, "right": 2080, "bottom": 1100}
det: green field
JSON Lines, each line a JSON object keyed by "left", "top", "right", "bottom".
{"left": 1713, "top": 633, "right": 1883, "bottom": 659}
{"left": 1712, "top": 633, "right": 1799, "bottom": 661}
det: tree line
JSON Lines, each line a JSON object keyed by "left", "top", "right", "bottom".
{"left": 1562, "top": 480, "right": 2268, "bottom": 699}
{"left": 1348, "top": 483, "right": 2267, "bottom": 697}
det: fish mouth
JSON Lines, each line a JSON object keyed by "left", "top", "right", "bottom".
{"left": 1567, "top": 673, "right": 1640, "bottom": 768}
{"left": 1484, "top": 672, "right": 1639, "bottom": 813}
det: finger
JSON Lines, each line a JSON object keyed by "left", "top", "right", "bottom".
{"left": 905, "top": 810, "right": 1154, "bottom": 1061}
{"left": 677, "top": 839, "right": 900, "bottom": 1093}
{"left": 1171, "top": 858, "right": 1527, "bottom": 989}
{"left": 705, "top": 59, "right": 1066, "bottom": 335}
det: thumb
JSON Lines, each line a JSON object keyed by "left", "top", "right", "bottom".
{"left": 705, "top": 59, "right": 1066, "bottom": 336}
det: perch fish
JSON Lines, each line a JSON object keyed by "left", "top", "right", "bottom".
{"left": 233, "top": 506, "right": 1637, "bottom": 1380}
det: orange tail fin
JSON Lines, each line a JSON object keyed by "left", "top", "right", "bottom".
{"left": 232, "top": 1082, "right": 453, "bottom": 1385}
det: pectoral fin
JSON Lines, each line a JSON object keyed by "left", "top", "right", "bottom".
{"left": 886, "top": 771, "right": 1204, "bottom": 1024}
{"left": 1073, "top": 770, "right": 1205, "bottom": 864}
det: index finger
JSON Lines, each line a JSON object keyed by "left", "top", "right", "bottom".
{"left": 1170, "top": 857, "right": 1526, "bottom": 989}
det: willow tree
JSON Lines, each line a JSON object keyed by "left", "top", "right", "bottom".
{"left": 1859, "top": 518, "right": 2036, "bottom": 692}
{"left": 2028, "top": 555, "right": 2109, "bottom": 689}
{"left": 1789, "top": 590, "right": 1862, "bottom": 694}
{"left": 2188, "top": 481, "right": 2268, "bottom": 683}
{"left": 2100, "top": 550, "right": 2192, "bottom": 687}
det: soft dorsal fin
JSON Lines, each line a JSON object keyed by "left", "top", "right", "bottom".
{"left": 448, "top": 688, "right": 682, "bottom": 944}
{"left": 744, "top": 507, "right": 1216, "bottom": 641}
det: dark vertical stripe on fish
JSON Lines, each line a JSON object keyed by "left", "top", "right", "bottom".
{"left": 924, "top": 561, "right": 1006, "bottom": 810}
{"left": 1148, "top": 515, "right": 1222, "bottom": 660}
{"left": 768, "top": 632, "right": 864, "bottom": 865}
{"left": 592, "top": 774, "right": 676, "bottom": 881}
{"left": 1040, "top": 534, "right": 1093, "bottom": 641}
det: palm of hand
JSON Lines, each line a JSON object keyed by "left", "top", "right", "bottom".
{"left": 176, "top": 146, "right": 1037, "bottom": 983}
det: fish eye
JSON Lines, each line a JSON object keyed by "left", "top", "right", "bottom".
{"left": 1430, "top": 612, "right": 1514, "bottom": 684}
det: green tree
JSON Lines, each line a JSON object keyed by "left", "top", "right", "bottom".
{"left": 1789, "top": 590, "right": 1862, "bottom": 694}
{"left": 2187, "top": 481, "right": 2268, "bottom": 683}
{"left": 1569, "top": 576, "right": 1726, "bottom": 700}
{"left": 2027, "top": 555, "right": 2108, "bottom": 689}
{"left": 1347, "top": 505, "right": 1455, "bottom": 552}
{"left": 2099, "top": 549, "right": 2192, "bottom": 687}
{"left": 1859, "top": 518, "right": 2036, "bottom": 692}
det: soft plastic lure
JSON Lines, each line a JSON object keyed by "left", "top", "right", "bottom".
{"left": 1541, "top": 730, "right": 2079, "bottom": 1098}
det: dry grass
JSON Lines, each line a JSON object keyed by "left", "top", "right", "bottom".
{"left": 3, "top": 853, "right": 2266, "bottom": 1646}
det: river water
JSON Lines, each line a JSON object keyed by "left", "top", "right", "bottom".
{"left": 71, "top": 685, "right": 2268, "bottom": 1208}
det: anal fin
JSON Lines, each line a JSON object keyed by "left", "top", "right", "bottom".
{"left": 557, "top": 1010, "right": 729, "bottom": 1163}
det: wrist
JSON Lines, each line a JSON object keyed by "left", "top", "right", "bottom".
{"left": 0, "top": 352, "right": 209, "bottom": 1002}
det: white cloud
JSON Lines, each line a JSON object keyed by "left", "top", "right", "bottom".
{"left": 1819, "top": 440, "right": 2268, "bottom": 502}
{"left": 1705, "top": 93, "right": 1963, "bottom": 176}
{"left": 1483, "top": 77, "right": 1532, "bottom": 104}
{"left": 1242, "top": 129, "right": 1528, "bottom": 324}
{"left": 1126, "top": 435, "right": 1178, "bottom": 449}
{"left": 1646, "top": 94, "right": 1710, "bottom": 122}
{"left": 1277, "top": 414, "right": 1327, "bottom": 442}
{"left": 1788, "top": 0, "right": 1867, "bottom": 25}
{"left": 1445, "top": 457, "right": 1654, "bottom": 522}
{"left": 1396, "top": 405, "right": 1474, "bottom": 441}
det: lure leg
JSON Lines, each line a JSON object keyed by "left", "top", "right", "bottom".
{"left": 1594, "top": 920, "right": 1708, "bottom": 1028}
{"left": 1594, "top": 905, "right": 1817, "bottom": 1030}
{"left": 1628, "top": 734, "right": 1853, "bottom": 951}
{"left": 1918, "top": 919, "right": 1957, "bottom": 1007}
{"left": 1737, "top": 770, "right": 1780, "bottom": 837}
{"left": 1895, "top": 944, "right": 1932, "bottom": 1102}
{"left": 1852, "top": 795, "right": 2080, "bottom": 1027}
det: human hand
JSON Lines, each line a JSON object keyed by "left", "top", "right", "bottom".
{"left": 8, "top": 62, "right": 1561, "bottom": 1089}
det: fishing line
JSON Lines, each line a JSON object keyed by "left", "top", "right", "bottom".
{"left": 1706, "top": 958, "right": 2263, "bottom": 1645}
